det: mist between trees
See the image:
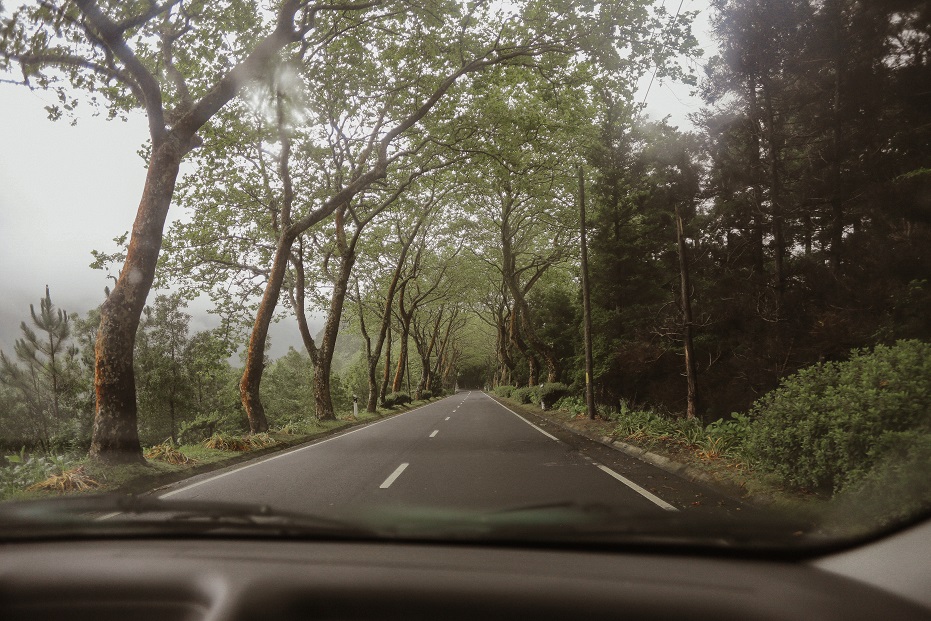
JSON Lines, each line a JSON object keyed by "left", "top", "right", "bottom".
{"left": 0, "top": 0, "right": 928, "bottom": 470}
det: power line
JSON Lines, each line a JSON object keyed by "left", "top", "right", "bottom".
{"left": 639, "top": 0, "right": 688, "bottom": 111}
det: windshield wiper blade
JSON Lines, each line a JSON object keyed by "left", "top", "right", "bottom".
{"left": 0, "top": 494, "right": 376, "bottom": 539}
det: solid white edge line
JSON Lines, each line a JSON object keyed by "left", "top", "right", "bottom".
{"left": 159, "top": 399, "right": 439, "bottom": 499}
{"left": 484, "top": 392, "right": 559, "bottom": 441}
{"left": 429, "top": 430, "right": 439, "bottom": 437}
{"left": 595, "top": 464, "right": 679, "bottom": 512}
{"left": 379, "top": 463, "right": 409, "bottom": 489}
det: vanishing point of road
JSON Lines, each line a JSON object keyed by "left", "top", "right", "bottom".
{"left": 157, "top": 391, "right": 744, "bottom": 518}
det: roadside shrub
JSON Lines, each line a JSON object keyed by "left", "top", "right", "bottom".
{"left": 203, "top": 432, "right": 279, "bottom": 452}
{"left": 540, "top": 383, "right": 570, "bottom": 410}
{"left": 829, "top": 431, "right": 931, "bottom": 527}
{"left": 383, "top": 392, "right": 412, "bottom": 408}
{"left": 179, "top": 412, "right": 244, "bottom": 445}
{"left": 554, "top": 395, "right": 587, "bottom": 416}
{"left": 0, "top": 450, "right": 72, "bottom": 498}
{"left": 203, "top": 433, "right": 251, "bottom": 451}
{"left": 27, "top": 466, "right": 101, "bottom": 493}
{"left": 614, "top": 409, "right": 677, "bottom": 442}
{"left": 512, "top": 386, "right": 539, "bottom": 405}
{"left": 419, "top": 390, "right": 433, "bottom": 401}
{"left": 493, "top": 385, "right": 515, "bottom": 398}
{"left": 747, "top": 340, "right": 931, "bottom": 492}
{"left": 144, "top": 441, "right": 197, "bottom": 465}
{"left": 703, "top": 412, "right": 753, "bottom": 460}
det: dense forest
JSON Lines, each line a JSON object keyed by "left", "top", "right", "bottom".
{"left": 0, "top": 0, "right": 928, "bottom": 472}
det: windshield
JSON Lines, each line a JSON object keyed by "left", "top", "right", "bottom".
{"left": 0, "top": 0, "right": 928, "bottom": 551}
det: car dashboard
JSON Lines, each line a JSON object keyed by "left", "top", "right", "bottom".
{"left": 2, "top": 518, "right": 930, "bottom": 621}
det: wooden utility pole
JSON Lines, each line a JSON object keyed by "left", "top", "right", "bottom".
{"left": 579, "top": 167, "right": 597, "bottom": 420}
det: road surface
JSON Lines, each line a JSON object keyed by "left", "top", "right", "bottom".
{"left": 158, "top": 391, "right": 744, "bottom": 520}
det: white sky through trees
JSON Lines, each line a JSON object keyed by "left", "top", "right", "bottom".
{"left": 0, "top": 1, "right": 712, "bottom": 359}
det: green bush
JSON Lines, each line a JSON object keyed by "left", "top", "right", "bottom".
{"left": 554, "top": 395, "right": 587, "bottom": 416}
{"left": 704, "top": 412, "right": 753, "bottom": 460}
{"left": 540, "top": 383, "right": 570, "bottom": 410}
{"left": 383, "top": 392, "right": 412, "bottom": 408}
{"left": 512, "top": 386, "right": 539, "bottom": 405}
{"left": 614, "top": 408, "right": 677, "bottom": 440}
{"left": 420, "top": 390, "right": 433, "bottom": 401}
{"left": 493, "top": 385, "right": 515, "bottom": 398}
{"left": 747, "top": 340, "right": 931, "bottom": 492}
{"left": 830, "top": 431, "right": 931, "bottom": 527}
{"left": 0, "top": 449, "right": 77, "bottom": 499}
{"left": 179, "top": 412, "right": 245, "bottom": 445}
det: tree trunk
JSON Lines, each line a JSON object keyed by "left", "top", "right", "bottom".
{"left": 747, "top": 80, "right": 766, "bottom": 275}
{"left": 379, "top": 322, "right": 393, "bottom": 405}
{"left": 392, "top": 313, "right": 412, "bottom": 393}
{"left": 763, "top": 84, "right": 787, "bottom": 322}
{"left": 314, "top": 246, "right": 356, "bottom": 421}
{"left": 90, "top": 137, "right": 185, "bottom": 464}
{"left": 365, "top": 221, "right": 426, "bottom": 411}
{"left": 240, "top": 231, "right": 296, "bottom": 434}
{"left": 579, "top": 168, "right": 597, "bottom": 420}
{"left": 289, "top": 237, "right": 319, "bottom": 367}
{"left": 675, "top": 205, "right": 700, "bottom": 420}
{"left": 828, "top": 0, "right": 845, "bottom": 273}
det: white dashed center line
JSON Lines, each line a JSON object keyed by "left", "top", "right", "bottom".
{"left": 379, "top": 463, "right": 409, "bottom": 489}
{"left": 429, "top": 430, "right": 439, "bottom": 438}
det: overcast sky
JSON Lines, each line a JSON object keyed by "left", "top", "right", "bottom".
{"left": 0, "top": 1, "right": 713, "bottom": 361}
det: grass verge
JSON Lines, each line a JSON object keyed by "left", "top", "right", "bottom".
{"left": 1, "top": 398, "right": 436, "bottom": 501}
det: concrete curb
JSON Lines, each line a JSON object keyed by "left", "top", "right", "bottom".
{"left": 596, "top": 435, "right": 751, "bottom": 502}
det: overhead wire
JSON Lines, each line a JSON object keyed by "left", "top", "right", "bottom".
{"left": 638, "top": 0, "right": 689, "bottom": 114}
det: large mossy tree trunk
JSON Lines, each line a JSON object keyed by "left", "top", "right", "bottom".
{"left": 91, "top": 138, "right": 185, "bottom": 464}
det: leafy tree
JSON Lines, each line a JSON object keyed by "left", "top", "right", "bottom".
{"left": 261, "top": 347, "right": 315, "bottom": 427}
{"left": 1, "top": 0, "right": 394, "bottom": 463}
{"left": 134, "top": 294, "right": 193, "bottom": 445}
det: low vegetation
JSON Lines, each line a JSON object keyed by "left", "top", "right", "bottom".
{"left": 0, "top": 395, "right": 437, "bottom": 501}
{"left": 500, "top": 341, "right": 931, "bottom": 524}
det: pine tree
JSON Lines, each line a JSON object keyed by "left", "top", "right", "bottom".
{"left": 0, "top": 287, "right": 80, "bottom": 453}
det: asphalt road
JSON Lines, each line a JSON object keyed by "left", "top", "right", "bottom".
{"left": 158, "top": 391, "right": 745, "bottom": 520}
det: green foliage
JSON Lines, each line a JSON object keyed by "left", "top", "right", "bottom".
{"left": 178, "top": 412, "right": 243, "bottom": 445}
{"left": 203, "top": 432, "right": 278, "bottom": 452}
{"left": 553, "top": 395, "right": 587, "bottom": 416}
{"left": 512, "top": 386, "right": 539, "bottom": 405}
{"left": 830, "top": 431, "right": 931, "bottom": 527}
{"left": 747, "top": 341, "right": 931, "bottom": 492}
{"left": 143, "top": 441, "right": 197, "bottom": 465}
{"left": 493, "top": 385, "right": 516, "bottom": 398}
{"left": 0, "top": 449, "right": 80, "bottom": 499}
{"left": 614, "top": 408, "right": 678, "bottom": 441}
{"left": 135, "top": 294, "right": 193, "bottom": 445}
{"left": 540, "top": 383, "right": 570, "bottom": 410}
{"left": 0, "top": 288, "right": 84, "bottom": 454}
{"left": 703, "top": 413, "right": 753, "bottom": 460}
{"left": 260, "top": 348, "right": 315, "bottom": 426}
{"left": 383, "top": 392, "right": 412, "bottom": 408}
